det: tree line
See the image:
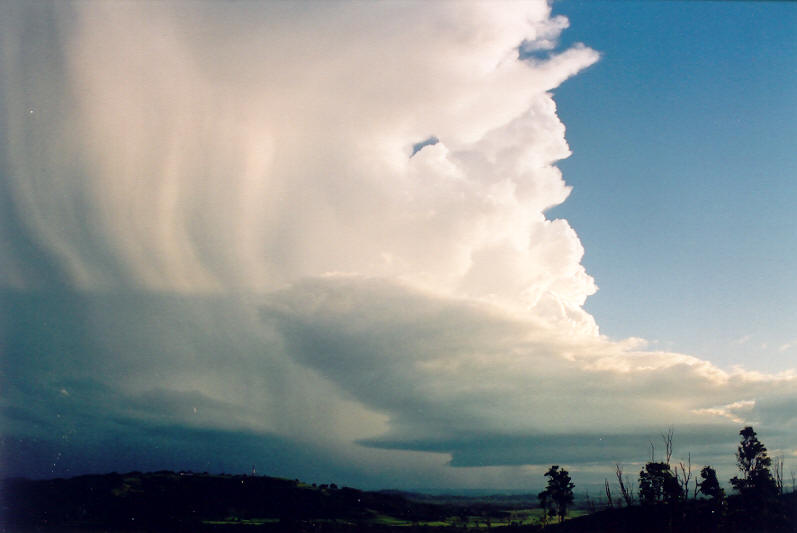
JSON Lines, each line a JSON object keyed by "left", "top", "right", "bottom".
{"left": 538, "top": 426, "right": 793, "bottom": 527}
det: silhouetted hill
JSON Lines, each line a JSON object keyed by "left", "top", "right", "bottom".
{"left": 2, "top": 471, "right": 795, "bottom": 532}
{"left": 1, "top": 471, "right": 455, "bottom": 530}
{"left": 544, "top": 492, "right": 797, "bottom": 533}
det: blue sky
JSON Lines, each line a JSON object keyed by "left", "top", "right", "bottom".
{"left": 2, "top": 1, "right": 795, "bottom": 491}
{"left": 550, "top": 0, "right": 797, "bottom": 371}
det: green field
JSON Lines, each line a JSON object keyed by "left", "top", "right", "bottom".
{"left": 201, "top": 507, "right": 590, "bottom": 529}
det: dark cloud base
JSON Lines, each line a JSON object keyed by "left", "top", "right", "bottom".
{"left": 2, "top": 286, "right": 793, "bottom": 488}
{"left": 361, "top": 425, "right": 741, "bottom": 468}
{"left": 2, "top": 425, "right": 338, "bottom": 482}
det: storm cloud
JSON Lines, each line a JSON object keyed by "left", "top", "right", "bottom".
{"left": 1, "top": 1, "right": 795, "bottom": 489}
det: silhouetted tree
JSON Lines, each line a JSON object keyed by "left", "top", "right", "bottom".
{"left": 584, "top": 490, "right": 596, "bottom": 514}
{"left": 604, "top": 478, "right": 614, "bottom": 509}
{"left": 730, "top": 426, "right": 777, "bottom": 499}
{"left": 538, "top": 465, "right": 575, "bottom": 523}
{"left": 697, "top": 466, "right": 724, "bottom": 503}
{"left": 774, "top": 456, "right": 785, "bottom": 496}
{"left": 676, "top": 452, "right": 692, "bottom": 500}
{"left": 616, "top": 464, "right": 634, "bottom": 506}
{"left": 661, "top": 427, "right": 674, "bottom": 464}
{"left": 639, "top": 462, "right": 680, "bottom": 505}
{"left": 729, "top": 427, "right": 786, "bottom": 528}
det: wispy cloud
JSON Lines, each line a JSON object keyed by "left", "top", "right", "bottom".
{"left": 692, "top": 400, "right": 756, "bottom": 425}
{"left": 779, "top": 340, "right": 797, "bottom": 352}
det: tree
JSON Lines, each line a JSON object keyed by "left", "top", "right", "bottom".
{"left": 604, "top": 478, "right": 614, "bottom": 508}
{"left": 676, "top": 453, "right": 692, "bottom": 500}
{"left": 729, "top": 427, "right": 785, "bottom": 528}
{"left": 538, "top": 465, "right": 575, "bottom": 523}
{"left": 697, "top": 466, "right": 724, "bottom": 503}
{"left": 639, "top": 462, "right": 680, "bottom": 505}
{"left": 773, "top": 456, "right": 784, "bottom": 496}
{"left": 584, "top": 490, "right": 596, "bottom": 514}
{"left": 661, "top": 427, "right": 674, "bottom": 464}
{"left": 730, "top": 426, "right": 777, "bottom": 499}
{"left": 616, "top": 464, "right": 634, "bottom": 506}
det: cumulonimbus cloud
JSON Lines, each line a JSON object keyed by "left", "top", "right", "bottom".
{"left": 0, "top": 1, "right": 598, "bottom": 328}
{"left": 1, "top": 1, "right": 795, "bottom": 487}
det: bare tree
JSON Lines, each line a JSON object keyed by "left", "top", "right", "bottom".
{"left": 774, "top": 456, "right": 784, "bottom": 495}
{"left": 604, "top": 478, "right": 614, "bottom": 508}
{"left": 678, "top": 452, "right": 692, "bottom": 500}
{"left": 585, "top": 490, "right": 596, "bottom": 514}
{"left": 649, "top": 440, "right": 656, "bottom": 463}
{"left": 627, "top": 476, "right": 636, "bottom": 504}
{"left": 616, "top": 464, "right": 634, "bottom": 506}
{"left": 661, "top": 427, "right": 674, "bottom": 465}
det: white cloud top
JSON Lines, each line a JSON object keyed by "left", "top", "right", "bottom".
{"left": 2, "top": 1, "right": 598, "bottom": 327}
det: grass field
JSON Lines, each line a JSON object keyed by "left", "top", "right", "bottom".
{"left": 201, "top": 507, "right": 589, "bottom": 529}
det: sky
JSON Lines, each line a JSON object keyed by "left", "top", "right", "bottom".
{"left": 1, "top": 1, "right": 795, "bottom": 493}
{"left": 549, "top": 0, "right": 797, "bottom": 373}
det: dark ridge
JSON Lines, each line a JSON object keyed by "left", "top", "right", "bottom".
{"left": 2, "top": 470, "right": 795, "bottom": 532}
{"left": 0, "top": 470, "right": 499, "bottom": 531}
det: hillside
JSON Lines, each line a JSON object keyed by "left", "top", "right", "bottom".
{"left": 2, "top": 471, "right": 795, "bottom": 532}
{"left": 0, "top": 471, "right": 541, "bottom": 531}
{"left": 544, "top": 492, "right": 797, "bottom": 533}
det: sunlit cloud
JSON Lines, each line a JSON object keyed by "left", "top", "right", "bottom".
{"left": 693, "top": 400, "right": 756, "bottom": 425}
{"left": 1, "top": 0, "right": 599, "bottom": 324}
